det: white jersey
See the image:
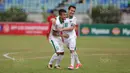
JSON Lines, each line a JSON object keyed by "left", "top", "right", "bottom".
{"left": 49, "top": 16, "right": 64, "bottom": 39}
{"left": 49, "top": 16, "right": 65, "bottom": 52}
{"left": 62, "top": 16, "right": 77, "bottom": 39}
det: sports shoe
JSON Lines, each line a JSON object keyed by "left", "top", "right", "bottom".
{"left": 68, "top": 65, "right": 74, "bottom": 70}
{"left": 54, "top": 65, "right": 62, "bottom": 69}
{"left": 47, "top": 64, "right": 53, "bottom": 69}
{"left": 75, "top": 64, "right": 82, "bottom": 69}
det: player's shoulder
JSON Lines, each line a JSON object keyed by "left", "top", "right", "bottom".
{"left": 56, "top": 16, "right": 59, "bottom": 19}
{"left": 51, "top": 16, "right": 59, "bottom": 25}
{"left": 72, "top": 16, "right": 77, "bottom": 20}
{"left": 55, "top": 16, "right": 60, "bottom": 24}
{"left": 55, "top": 16, "right": 59, "bottom": 21}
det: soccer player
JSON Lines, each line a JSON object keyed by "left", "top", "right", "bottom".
{"left": 59, "top": 5, "right": 82, "bottom": 70}
{"left": 47, "top": 9, "right": 67, "bottom": 69}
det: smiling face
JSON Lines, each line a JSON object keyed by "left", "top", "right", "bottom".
{"left": 68, "top": 6, "right": 76, "bottom": 17}
{"left": 59, "top": 9, "right": 67, "bottom": 20}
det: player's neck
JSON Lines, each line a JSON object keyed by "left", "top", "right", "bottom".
{"left": 68, "top": 15, "right": 73, "bottom": 19}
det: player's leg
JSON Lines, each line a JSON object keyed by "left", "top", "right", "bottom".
{"left": 74, "top": 48, "right": 82, "bottom": 69}
{"left": 73, "top": 39, "right": 82, "bottom": 69}
{"left": 68, "top": 49, "right": 75, "bottom": 70}
{"left": 54, "top": 39, "right": 64, "bottom": 69}
{"left": 54, "top": 52, "right": 64, "bottom": 69}
{"left": 68, "top": 38, "right": 82, "bottom": 70}
{"left": 48, "top": 53, "right": 59, "bottom": 69}
{"left": 63, "top": 39, "right": 75, "bottom": 70}
{"left": 48, "top": 39, "right": 61, "bottom": 69}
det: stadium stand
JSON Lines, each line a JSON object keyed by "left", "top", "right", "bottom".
{"left": 0, "top": 0, "right": 129, "bottom": 13}
{"left": 0, "top": 0, "right": 130, "bottom": 23}
{"left": 0, "top": 0, "right": 62, "bottom": 13}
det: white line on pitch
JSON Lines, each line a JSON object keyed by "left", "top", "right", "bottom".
{"left": 3, "top": 53, "right": 16, "bottom": 61}
{"left": 2, "top": 47, "right": 130, "bottom": 61}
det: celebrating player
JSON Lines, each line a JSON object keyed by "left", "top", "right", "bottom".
{"left": 59, "top": 5, "right": 82, "bottom": 70}
{"left": 47, "top": 9, "right": 67, "bottom": 69}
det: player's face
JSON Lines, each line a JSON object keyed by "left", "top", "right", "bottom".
{"left": 68, "top": 7, "right": 76, "bottom": 16}
{"left": 61, "top": 12, "right": 67, "bottom": 20}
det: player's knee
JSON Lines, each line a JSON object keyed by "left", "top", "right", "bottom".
{"left": 60, "top": 52, "right": 64, "bottom": 55}
{"left": 56, "top": 52, "right": 64, "bottom": 55}
{"left": 56, "top": 52, "right": 60, "bottom": 56}
{"left": 70, "top": 50, "right": 74, "bottom": 53}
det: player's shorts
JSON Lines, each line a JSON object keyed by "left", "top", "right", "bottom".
{"left": 49, "top": 37, "right": 64, "bottom": 52}
{"left": 64, "top": 37, "right": 76, "bottom": 51}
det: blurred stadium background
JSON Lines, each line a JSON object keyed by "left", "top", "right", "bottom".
{"left": 0, "top": 0, "right": 130, "bottom": 24}
{"left": 0, "top": 0, "right": 130, "bottom": 73}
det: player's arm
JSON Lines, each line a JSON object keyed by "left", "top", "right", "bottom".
{"left": 50, "top": 18, "right": 60, "bottom": 36}
{"left": 62, "top": 25, "right": 76, "bottom": 31}
{"left": 51, "top": 18, "right": 60, "bottom": 31}
{"left": 51, "top": 18, "right": 62, "bottom": 31}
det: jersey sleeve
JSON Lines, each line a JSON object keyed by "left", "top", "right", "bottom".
{"left": 54, "top": 19, "right": 60, "bottom": 30}
{"left": 51, "top": 18, "right": 58, "bottom": 30}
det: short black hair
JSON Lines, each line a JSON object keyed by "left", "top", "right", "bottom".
{"left": 59, "top": 9, "right": 66, "bottom": 15}
{"left": 68, "top": 5, "right": 76, "bottom": 10}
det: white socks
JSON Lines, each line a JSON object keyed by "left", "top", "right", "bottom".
{"left": 70, "top": 52, "right": 81, "bottom": 66}
{"left": 49, "top": 53, "right": 64, "bottom": 66}
{"left": 71, "top": 52, "right": 75, "bottom": 66}
{"left": 49, "top": 53, "right": 58, "bottom": 65}
{"left": 49, "top": 51, "right": 80, "bottom": 67}
{"left": 74, "top": 52, "right": 81, "bottom": 64}
{"left": 55, "top": 55, "right": 64, "bottom": 66}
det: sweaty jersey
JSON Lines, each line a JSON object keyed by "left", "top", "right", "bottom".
{"left": 49, "top": 16, "right": 64, "bottom": 39}
{"left": 62, "top": 16, "right": 77, "bottom": 39}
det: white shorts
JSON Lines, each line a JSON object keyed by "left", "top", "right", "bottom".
{"left": 64, "top": 37, "right": 76, "bottom": 51}
{"left": 49, "top": 37, "right": 64, "bottom": 52}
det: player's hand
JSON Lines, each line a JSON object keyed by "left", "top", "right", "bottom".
{"left": 52, "top": 30, "right": 59, "bottom": 36}
{"left": 62, "top": 34, "right": 69, "bottom": 38}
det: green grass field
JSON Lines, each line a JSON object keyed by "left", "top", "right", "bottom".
{"left": 0, "top": 36, "right": 130, "bottom": 73}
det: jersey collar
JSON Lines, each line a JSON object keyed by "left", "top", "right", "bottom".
{"left": 59, "top": 17, "right": 64, "bottom": 24}
{"left": 69, "top": 16, "right": 73, "bottom": 19}
{"left": 67, "top": 14, "right": 73, "bottom": 19}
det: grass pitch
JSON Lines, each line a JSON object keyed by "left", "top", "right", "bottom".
{"left": 0, "top": 36, "right": 130, "bottom": 73}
